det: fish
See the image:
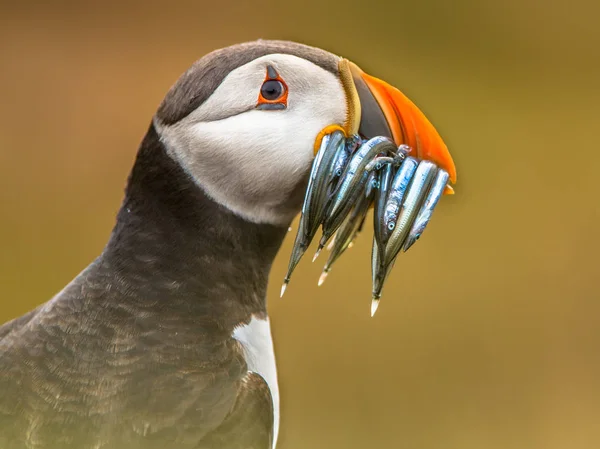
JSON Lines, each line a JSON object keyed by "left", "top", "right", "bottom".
{"left": 327, "top": 134, "right": 360, "bottom": 190}
{"left": 373, "top": 162, "right": 394, "bottom": 267}
{"left": 282, "top": 133, "right": 336, "bottom": 294}
{"left": 305, "top": 131, "right": 347, "bottom": 239}
{"left": 282, "top": 204, "right": 308, "bottom": 296}
{"left": 371, "top": 235, "right": 380, "bottom": 294}
{"left": 402, "top": 169, "right": 449, "bottom": 252}
{"left": 369, "top": 157, "right": 419, "bottom": 291}
{"left": 350, "top": 172, "right": 379, "bottom": 244}
{"left": 365, "top": 156, "right": 396, "bottom": 172}
{"left": 321, "top": 137, "right": 362, "bottom": 255}
{"left": 382, "top": 157, "right": 419, "bottom": 245}
{"left": 383, "top": 161, "right": 438, "bottom": 266}
{"left": 370, "top": 238, "right": 398, "bottom": 316}
{"left": 318, "top": 172, "right": 376, "bottom": 285}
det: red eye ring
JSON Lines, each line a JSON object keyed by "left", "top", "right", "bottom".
{"left": 257, "top": 66, "right": 288, "bottom": 110}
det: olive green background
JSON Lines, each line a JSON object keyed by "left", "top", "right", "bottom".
{"left": 1, "top": 0, "right": 599, "bottom": 448}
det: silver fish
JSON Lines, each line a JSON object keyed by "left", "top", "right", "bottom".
{"left": 300, "top": 134, "right": 330, "bottom": 219}
{"left": 350, "top": 172, "right": 378, "bottom": 243}
{"left": 282, "top": 133, "right": 336, "bottom": 294}
{"left": 319, "top": 172, "right": 376, "bottom": 283}
{"left": 365, "top": 156, "right": 396, "bottom": 172}
{"left": 382, "top": 157, "right": 419, "bottom": 244}
{"left": 371, "top": 236, "right": 380, "bottom": 294}
{"left": 370, "top": 156, "right": 418, "bottom": 289}
{"left": 328, "top": 134, "right": 360, "bottom": 189}
{"left": 281, "top": 214, "right": 308, "bottom": 296}
{"left": 305, "top": 131, "right": 346, "bottom": 239}
{"left": 371, "top": 144, "right": 410, "bottom": 172}
{"left": 373, "top": 162, "right": 394, "bottom": 262}
{"left": 403, "top": 169, "right": 449, "bottom": 252}
{"left": 384, "top": 161, "right": 438, "bottom": 266}
{"left": 370, "top": 238, "right": 397, "bottom": 316}
{"left": 364, "top": 169, "right": 380, "bottom": 198}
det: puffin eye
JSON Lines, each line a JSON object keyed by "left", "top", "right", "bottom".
{"left": 257, "top": 65, "right": 288, "bottom": 110}
{"left": 261, "top": 80, "right": 284, "bottom": 101}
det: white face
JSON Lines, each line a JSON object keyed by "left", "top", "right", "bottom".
{"left": 154, "top": 53, "right": 347, "bottom": 226}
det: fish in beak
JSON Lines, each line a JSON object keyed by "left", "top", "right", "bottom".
{"left": 283, "top": 58, "right": 458, "bottom": 314}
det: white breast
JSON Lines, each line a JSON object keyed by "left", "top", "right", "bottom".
{"left": 232, "top": 316, "right": 279, "bottom": 448}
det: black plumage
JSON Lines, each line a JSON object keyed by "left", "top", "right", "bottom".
{"left": 0, "top": 125, "right": 286, "bottom": 448}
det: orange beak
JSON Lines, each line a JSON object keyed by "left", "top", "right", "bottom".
{"left": 339, "top": 59, "right": 457, "bottom": 192}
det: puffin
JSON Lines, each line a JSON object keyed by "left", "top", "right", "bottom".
{"left": 0, "top": 40, "right": 456, "bottom": 449}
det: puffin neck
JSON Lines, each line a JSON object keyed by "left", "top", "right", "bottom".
{"left": 102, "top": 123, "right": 288, "bottom": 323}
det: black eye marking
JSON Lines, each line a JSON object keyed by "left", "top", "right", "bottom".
{"left": 257, "top": 102, "right": 286, "bottom": 110}
{"left": 266, "top": 65, "right": 278, "bottom": 80}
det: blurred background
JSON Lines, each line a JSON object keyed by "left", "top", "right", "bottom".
{"left": 1, "top": 0, "right": 599, "bottom": 447}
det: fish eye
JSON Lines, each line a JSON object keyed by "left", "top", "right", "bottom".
{"left": 261, "top": 80, "right": 285, "bottom": 101}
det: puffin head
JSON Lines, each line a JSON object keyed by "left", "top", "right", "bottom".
{"left": 153, "top": 40, "right": 456, "bottom": 226}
